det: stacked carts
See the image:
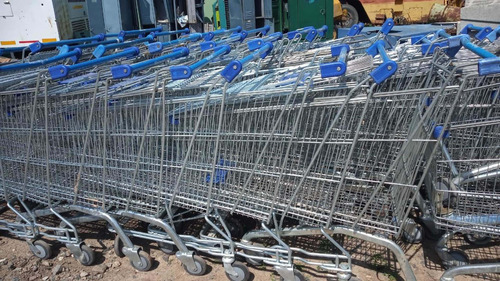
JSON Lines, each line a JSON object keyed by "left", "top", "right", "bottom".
{"left": 0, "top": 20, "right": 499, "bottom": 281}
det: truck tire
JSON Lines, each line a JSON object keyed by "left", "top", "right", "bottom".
{"left": 340, "top": 4, "right": 359, "bottom": 28}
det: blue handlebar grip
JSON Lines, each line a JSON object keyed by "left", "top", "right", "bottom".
{"left": 201, "top": 34, "right": 243, "bottom": 52}
{"left": 347, "top": 24, "right": 361, "bottom": 37}
{"left": 0, "top": 48, "right": 82, "bottom": 72}
{"left": 60, "top": 39, "right": 122, "bottom": 54}
{"left": 148, "top": 33, "right": 203, "bottom": 54}
{"left": 486, "top": 26, "right": 500, "bottom": 42}
{"left": 29, "top": 35, "right": 104, "bottom": 54}
{"left": 170, "top": 45, "right": 231, "bottom": 80}
{"left": 118, "top": 27, "right": 163, "bottom": 40}
{"left": 93, "top": 34, "right": 154, "bottom": 58}
{"left": 49, "top": 47, "right": 140, "bottom": 79}
{"left": 366, "top": 40, "right": 397, "bottom": 83}
{"left": 155, "top": 28, "right": 190, "bottom": 37}
{"left": 380, "top": 18, "right": 394, "bottom": 35}
{"left": 221, "top": 43, "right": 273, "bottom": 82}
{"left": 287, "top": 26, "right": 314, "bottom": 40}
{"left": 435, "top": 29, "right": 451, "bottom": 39}
{"left": 247, "top": 32, "right": 283, "bottom": 51}
{"left": 320, "top": 44, "right": 350, "bottom": 78}
{"left": 305, "top": 29, "right": 318, "bottom": 42}
{"left": 356, "top": 23, "right": 365, "bottom": 35}
{"left": 317, "top": 25, "right": 328, "bottom": 37}
{"left": 111, "top": 47, "right": 189, "bottom": 79}
{"left": 460, "top": 24, "right": 493, "bottom": 40}
{"left": 246, "top": 25, "right": 271, "bottom": 36}
{"left": 457, "top": 35, "right": 495, "bottom": 59}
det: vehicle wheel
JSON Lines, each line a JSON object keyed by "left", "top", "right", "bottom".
{"left": 442, "top": 250, "right": 469, "bottom": 269}
{"left": 225, "top": 261, "right": 250, "bottom": 281}
{"left": 114, "top": 236, "right": 125, "bottom": 258}
{"left": 340, "top": 4, "right": 359, "bottom": 28}
{"left": 78, "top": 244, "right": 95, "bottom": 266}
{"left": 30, "top": 240, "right": 52, "bottom": 259}
{"left": 464, "top": 234, "right": 491, "bottom": 246}
{"left": 280, "top": 270, "right": 306, "bottom": 281}
{"left": 157, "top": 241, "right": 177, "bottom": 255}
{"left": 130, "top": 251, "right": 152, "bottom": 271}
{"left": 183, "top": 255, "right": 207, "bottom": 276}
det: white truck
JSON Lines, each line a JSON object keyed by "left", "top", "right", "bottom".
{"left": 0, "top": 0, "right": 90, "bottom": 48}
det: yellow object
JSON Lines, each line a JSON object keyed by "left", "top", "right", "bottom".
{"left": 0, "top": 41, "right": 16, "bottom": 46}
{"left": 42, "top": 38, "right": 57, "bottom": 43}
{"left": 333, "top": 0, "right": 343, "bottom": 18}
{"left": 359, "top": 0, "right": 445, "bottom": 24}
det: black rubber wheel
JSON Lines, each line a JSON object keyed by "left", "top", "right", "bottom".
{"left": 30, "top": 240, "right": 52, "bottom": 259}
{"left": 225, "top": 261, "right": 250, "bottom": 281}
{"left": 442, "top": 250, "right": 469, "bottom": 269}
{"left": 464, "top": 234, "right": 492, "bottom": 246}
{"left": 183, "top": 255, "right": 207, "bottom": 276}
{"left": 157, "top": 241, "right": 177, "bottom": 255}
{"left": 114, "top": 235, "right": 125, "bottom": 258}
{"left": 130, "top": 251, "right": 153, "bottom": 271}
{"left": 340, "top": 4, "right": 359, "bottom": 28}
{"left": 280, "top": 270, "right": 306, "bottom": 281}
{"left": 78, "top": 244, "right": 95, "bottom": 266}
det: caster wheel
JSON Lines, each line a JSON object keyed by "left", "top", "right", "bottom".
{"left": 78, "top": 244, "right": 95, "bottom": 266}
{"left": 464, "top": 234, "right": 491, "bottom": 246}
{"left": 225, "top": 261, "right": 250, "bottom": 281}
{"left": 442, "top": 250, "right": 469, "bottom": 269}
{"left": 130, "top": 251, "right": 152, "bottom": 271}
{"left": 280, "top": 270, "right": 306, "bottom": 281}
{"left": 157, "top": 241, "right": 177, "bottom": 255}
{"left": 30, "top": 240, "right": 52, "bottom": 260}
{"left": 183, "top": 255, "right": 207, "bottom": 276}
{"left": 114, "top": 236, "right": 125, "bottom": 258}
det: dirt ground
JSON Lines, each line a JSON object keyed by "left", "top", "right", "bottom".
{"left": 0, "top": 216, "right": 498, "bottom": 281}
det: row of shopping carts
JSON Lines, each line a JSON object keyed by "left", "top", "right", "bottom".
{"left": 0, "top": 21, "right": 498, "bottom": 281}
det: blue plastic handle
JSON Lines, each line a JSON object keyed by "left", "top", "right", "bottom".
{"left": 103, "top": 32, "right": 120, "bottom": 38}
{"left": 380, "top": 18, "right": 394, "bottom": 35}
{"left": 118, "top": 27, "right": 163, "bottom": 40}
{"left": 347, "top": 23, "right": 364, "bottom": 36}
{"left": 366, "top": 40, "right": 397, "bottom": 83}
{"left": 320, "top": 44, "right": 350, "bottom": 78}
{"left": 111, "top": 47, "right": 189, "bottom": 79}
{"left": 29, "top": 35, "right": 105, "bottom": 54}
{"left": 486, "top": 26, "right": 500, "bottom": 43}
{"left": 316, "top": 25, "right": 329, "bottom": 37}
{"left": 49, "top": 47, "right": 140, "bottom": 79}
{"left": 203, "top": 26, "right": 243, "bottom": 41}
{"left": 155, "top": 28, "right": 190, "bottom": 37}
{"left": 200, "top": 34, "right": 244, "bottom": 52}
{"left": 93, "top": 34, "right": 155, "bottom": 58}
{"left": 170, "top": 45, "right": 231, "bottom": 80}
{"left": 0, "top": 48, "right": 82, "bottom": 72}
{"left": 460, "top": 24, "right": 493, "bottom": 40}
{"left": 453, "top": 35, "right": 500, "bottom": 75}
{"left": 247, "top": 32, "right": 283, "bottom": 51}
{"left": 58, "top": 39, "right": 122, "bottom": 54}
{"left": 0, "top": 46, "right": 27, "bottom": 56}
{"left": 246, "top": 25, "right": 271, "bottom": 36}
{"left": 148, "top": 33, "right": 203, "bottom": 54}
{"left": 221, "top": 42, "right": 273, "bottom": 82}
{"left": 287, "top": 26, "right": 314, "bottom": 40}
